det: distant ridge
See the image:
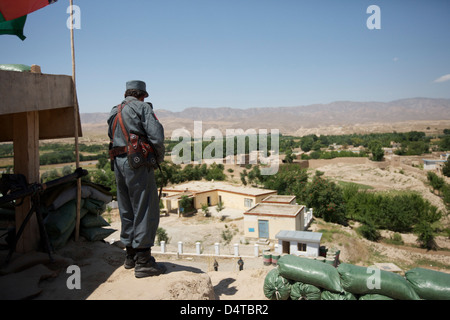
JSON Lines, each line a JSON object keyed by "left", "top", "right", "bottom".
{"left": 81, "top": 98, "right": 450, "bottom": 136}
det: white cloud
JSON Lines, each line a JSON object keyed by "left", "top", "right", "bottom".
{"left": 393, "top": 57, "right": 399, "bottom": 62}
{"left": 434, "top": 74, "right": 450, "bottom": 83}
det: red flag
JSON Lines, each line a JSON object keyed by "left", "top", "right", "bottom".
{"left": 0, "top": 0, "right": 57, "bottom": 21}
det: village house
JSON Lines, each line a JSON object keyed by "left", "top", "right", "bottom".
{"left": 243, "top": 195, "right": 313, "bottom": 241}
{"left": 161, "top": 181, "right": 277, "bottom": 214}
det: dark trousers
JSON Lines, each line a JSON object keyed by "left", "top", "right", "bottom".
{"left": 114, "top": 156, "right": 160, "bottom": 249}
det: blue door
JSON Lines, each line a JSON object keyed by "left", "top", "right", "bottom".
{"left": 258, "top": 220, "right": 269, "bottom": 238}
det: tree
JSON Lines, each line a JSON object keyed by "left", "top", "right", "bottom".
{"left": 300, "top": 136, "right": 314, "bottom": 152}
{"left": 369, "top": 141, "right": 384, "bottom": 161}
{"left": 284, "top": 148, "right": 295, "bottom": 163}
{"left": 427, "top": 171, "right": 445, "bottom": 195}
{"left": 442, "top": 160, "right": 450, "bottom": 177}
{"left": 414, "top": 222, "right": 438, "bottom": 250}
{"left": 305, "top": 173, "right": 347, "bottom": 225}
{"left": 358, "top": 221, "right": 381, "bottom": 242}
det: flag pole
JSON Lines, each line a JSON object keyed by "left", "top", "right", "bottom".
{"left": 70, "top": 0, "right": 82, "bottom": 241}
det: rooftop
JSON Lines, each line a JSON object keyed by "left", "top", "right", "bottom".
{"left": 275, "top": 230, "right": 322, "bottom": 243}
{"left": 244, "top": 203, "right": 304, "bottom": 217}
{"left": 262, "top": 195, "right": 296, "bottom": 204}
{"left": 163, "top": 181, "right": 277, "bottom": 197}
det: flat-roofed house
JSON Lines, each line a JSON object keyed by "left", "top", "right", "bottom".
{"left": 161, "top": 181, "right": 277, "bottom": 214}
{"left": 261, "top": 195, "right": 297, "bottom": 205}
{"left": 243, "top": 202, "right": 306, "bottom": 240}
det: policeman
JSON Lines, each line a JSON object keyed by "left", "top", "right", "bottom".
{"left": 107, "top": 80, "right": 166, "bottom": 278}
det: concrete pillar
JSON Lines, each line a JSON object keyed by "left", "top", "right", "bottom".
{"left": 234, "top": 243, "right": 239, "bottom": 257}
{"left": 214, "top": 243, "right": 220, "bottom": 256}
{"left": 178, "top": 241, "right": 183, "bottom": 254}
{"left": 196, "top": 242, "right": 202, "bottom": 255}
{"left": 254, "top": 244, "right": 259, "bottom": 257}
{"left": 160, "top": 241, "right": 166, "bottom": 253}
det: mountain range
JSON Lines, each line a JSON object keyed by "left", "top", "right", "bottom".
{"left": 80, "top": 97, "right": 450, "bottom": 137}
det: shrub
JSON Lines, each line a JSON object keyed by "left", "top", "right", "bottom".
{"left": 156, "top": 227, "right": 170, "bottom": 245}
{"left": 358, "top": 222, "right": 381, "bottom": 242}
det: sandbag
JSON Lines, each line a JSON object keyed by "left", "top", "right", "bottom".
{"left": 49, "top": 220, "right": 75, "bottom": 250}
{"left": 290, "top": 281, "right": 321, "bottom": 300}
{"left": 44, "top": 200, "right": 84, "bottom": 238}
{"left": 0, "top": 64, "right": 30, "bottom": 72}
{"left": 359, "top": 294, "right": 394, "bottom": 300}
{"left": 337, "top": 263, "right": 420, "bottom": 300}
{"left": 277, "top": 255, "right": 343, "bottom": 293}
{"left": 405, "top": 267, "right": 450, "bottom": 300}
{"left": 83, "top": 198, "right": 106, "bottom": 215}
{"left": 321, "top": 290, "right": 356, "bottom": 300}
{"left": 80, "top": 227, "right": 115, "bottom": 242}
{"left": 81, "top": 213, "right": 110, "bottom": 228}
{"left": 263, "top": 268, "right": 291, "bottom": 300}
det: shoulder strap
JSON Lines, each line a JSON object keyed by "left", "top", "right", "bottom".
{"left": 112, "top": 102, "right": 131, "bottom": 142}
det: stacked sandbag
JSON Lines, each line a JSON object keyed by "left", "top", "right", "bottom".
{"left": 44, "top": 199, "right": 87, "bottom": 249}
{"left": 405, "top": 267, "right": 450, "bottom": 300}
{"left": 42, "top": 181, "right": 114, "bottom": 249}
{"left": 263, "top": 268, "right": 291, "bottom": 300}
{"left": 321, "top": 290, "right": 356, "bottom": 300}
{"left": 264, "top": 254, "right": 450, "bottom": 300}
{"left": 337, "top": 263, "right": 420, "bottom": 300}
{"left": 277, "top": 255, "right": 343, "bottom": 293}
{"left": 290, "top": 281, "right": 322, "bottom": 300}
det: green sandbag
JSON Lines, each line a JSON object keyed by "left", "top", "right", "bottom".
{"left": 290, "top": 281, "right": 322, "bottom": 300}
{"left": 263, "top": 268, "right": 291, "bottom": 300}
{"left": 49, "top": 220, "right": 75, "bottom": 250}
{"left": 405, "top": 267, "right": 450, "bottom": 300}
{"left": 277, "top": 255, "right": 343, "bottom": 293}
{"left": 337, "top": 263, "right": 420, "bottom": 300}
{"left": 44, "top": 200, "right": 79, "bottom": 238}
{"left": 359, "top": 294, "right": 394, "bottom": 300}
{"left": 321, "top": 290, "right": 356, "bottom": 300}
{"left": 80, "top": 227, "right": 115, "bottom": 242}
{"left": 81, "top": 213, "right": 110, "bottom": 228}
{"left": 83, "top": 198, "right": 106, "bottom": 215}
{"left": 0, "top": 64, "right": 31, "bottom": 72}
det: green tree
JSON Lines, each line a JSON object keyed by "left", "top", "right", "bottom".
{"left": 414, "top": 222, "right": 438, "bottom": 250}
{"left": 442, "top": 160, "right": 450, "bottom": 177}
{"left": 284, "top": 148, "right": 295, "bottom": 163}
{"left": 369, "top": 141, "right": 384, "bottom": 161}
{"left": 427, "top": 171, "right": 445, "bottom": 195}
{"left": 305, "top": 173, "right": 347, "bottom": 225}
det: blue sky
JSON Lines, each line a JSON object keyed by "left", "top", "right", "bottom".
{"left": 1, "top": 0, "right": 449, "bottom": 113}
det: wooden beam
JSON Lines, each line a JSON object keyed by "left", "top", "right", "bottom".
{"left": 13, "top": 111, "right": 40, "bottom": 253}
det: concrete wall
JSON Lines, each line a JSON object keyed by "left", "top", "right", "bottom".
{"left": 244, "top": 214, "right": 301, "bottom": 240}
{"left": 307, "top": 157, "right": 370, "bottom": 169}
{"left": 276, "top": 240, "right": 319, "bottom": 257}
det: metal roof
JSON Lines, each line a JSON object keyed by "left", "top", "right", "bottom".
{"left": 275, "top": 230, "right": 322, "bottom": 243}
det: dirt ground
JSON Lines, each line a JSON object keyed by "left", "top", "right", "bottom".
{"left": 2, "top": 159, "right": 450, "bottom": 300}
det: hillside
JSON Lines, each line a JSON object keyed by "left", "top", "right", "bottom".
{"left": 81, "top": 97, "right": 450, "bottom": 138}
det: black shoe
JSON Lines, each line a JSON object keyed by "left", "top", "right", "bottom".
{"left": 124, "top": 247, "right": 136, "bottom": 269}
{"left": 135, "top": 250, "right": 166, "bottom": 278}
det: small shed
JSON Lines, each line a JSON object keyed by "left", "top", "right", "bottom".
{"left": 275, "top": 230, "right": 322, "bottom": 257}
{"left": 0, "top": 66, "right": 81, "bottom": 253}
